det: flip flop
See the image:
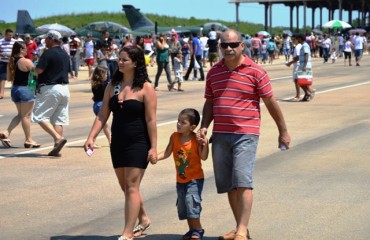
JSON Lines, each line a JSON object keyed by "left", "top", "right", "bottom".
{"left": 24, "top": 142, "right": 41, "bottom": 148}
{"left": 48, "top": 138, "right": 67, "bottom": 156}
{"left": 0, "top": 133, "right": 11, "bottom": 148}
{"left": 133, "top": 223, "right": 151, "bottom": 237}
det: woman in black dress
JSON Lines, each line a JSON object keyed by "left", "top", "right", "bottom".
{"left": 84, "top": 46, "right": 157, "bottom": 240}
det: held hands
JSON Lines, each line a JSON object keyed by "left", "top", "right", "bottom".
{"left": 147, "top": 148, "right": 158, "bottom": 164}
{"left": 196, "top": 128, "right": 208, "bottom": 146}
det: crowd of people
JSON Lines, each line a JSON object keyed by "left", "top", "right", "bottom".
{"left": 243, "top": 30, "right": 369, "bottom": 66}
{"left": 242, "top": 29, "right": 368, "bottom": 102}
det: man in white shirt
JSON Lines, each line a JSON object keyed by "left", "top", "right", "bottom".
{"left": 286, "top": 36, "right": 302, "bottom": 100}
{"left": 353, "top": 32, "right": 364, "bottom": 66}
{"left": 322, "top": 34, "right": 331, "bottom": 63}
{"left": 199, "top": 34, "right": 209, "bottom": 68}
{"left": 83, "top": 33, "right": 95, "bottom": 79}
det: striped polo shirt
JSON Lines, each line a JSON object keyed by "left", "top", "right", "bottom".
{"left": 205, "top": 56, "right": 273, "bottom": 135}
{"left": 0, "top": 38, "right": 16, "bottom": 63}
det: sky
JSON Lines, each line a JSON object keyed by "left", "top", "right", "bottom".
{"left": 2, "top": 0, "right": 353, "bottom": 29}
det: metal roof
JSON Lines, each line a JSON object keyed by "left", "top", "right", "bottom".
{"left": 229, "top": 0, "right": 370, "bottom": 12}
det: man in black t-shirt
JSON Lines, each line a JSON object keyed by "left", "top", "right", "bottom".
{"left": 95, "top": 30, "right": 109, "bottom": 51}
{"left": 33, "top": 30, "right": 70, "bottom": 157}
{"left": 207, "top": 38, "right": 219, "bottom": 67}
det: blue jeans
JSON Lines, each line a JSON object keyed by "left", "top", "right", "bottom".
{"left": 323, "top": 48, "right": 329, "bottom": 61}
{"left": 338, "top": 45, "right": 344, "bottom": 57}
{"left": 11, "top": 85, "right": 35, "bottom": 103}
{"left": 93, "top": 101, "right": 102, "bottom": 115}
{"left": 154, "top": 61, "right": 172, "bottom": 88}
{"left": 176, "top": 179, "right": 204, "bottom": 220}
{"left": 182, "top": 53, "right": 189, "bottom": 68}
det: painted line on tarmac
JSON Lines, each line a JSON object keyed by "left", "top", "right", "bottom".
{"left": 314, "top": 81, "right": 370, "bottom": 94}
{"left": 271, "top": 76, "right": 291, "bottom": 81}
{"left": 1, "top": 81, "right": 370, "bottom": 160}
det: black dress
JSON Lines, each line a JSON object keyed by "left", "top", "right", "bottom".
{"left": 109, "top": 95, "right": 151, "bottom": 169}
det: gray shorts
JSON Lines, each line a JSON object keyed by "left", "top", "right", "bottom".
{"left": 32, "top": 84, "right": 70, "bottom": 125}
{"left": 211, "top": 133, "right": 259, "bottom": 193}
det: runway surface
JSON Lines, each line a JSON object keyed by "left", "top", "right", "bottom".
{"left": 1, "top": 55, "right": 370, "bottom": 239}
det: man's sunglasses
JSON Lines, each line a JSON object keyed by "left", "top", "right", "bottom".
{"left": 220, "top": 42, "right": 241, "bottom": 49}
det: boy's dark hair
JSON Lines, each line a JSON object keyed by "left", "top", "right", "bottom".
{"left": 180, "top": 108, "right": 200, "bottom": 126}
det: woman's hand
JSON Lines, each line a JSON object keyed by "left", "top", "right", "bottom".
{"left": 147, "top": 148, "right": 158, "bottom": 164}
{"left": 83, "top": 138, "right": 95, "bottom": 153}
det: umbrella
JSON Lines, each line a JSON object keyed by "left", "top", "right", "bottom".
{"left": 312, "top": 29, "right": 323, "bottom": 35}
{"left": 323, "top": 20, "right": 351, "bottom": 29}
{"left": 36, "top": 23, "right": 76, "bottom": 36}
{"left": 283, "top": 30, "right": 292, "bottom": 36}
{"left": 349, "top": 28, "right": 367, "bottom": 34}
{"left": 257, "top": 30, "right": 270, "bottom": 38}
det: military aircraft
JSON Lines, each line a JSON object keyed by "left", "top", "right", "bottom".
{"left": 122, "top": 4, "right": 228, "bottom": 36}
{"left": 15, "top": 10, "right": 38, "bottom": 36}
{"left": 75, "top": 21, "right": 131, "bottom": 38}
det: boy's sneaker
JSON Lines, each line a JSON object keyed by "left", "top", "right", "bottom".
{"left": 192, "top": 77, "right": 198, "bottom": 81}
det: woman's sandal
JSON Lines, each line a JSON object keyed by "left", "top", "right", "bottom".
{"left": 133, "top": 222, "right": 151, "bottom": 237}
{"left": 24, "top": 142, "right": 41, "bottom": 148}
{"left": 117, "top": 236, "right": 133, "bottom": 240}
{"left": 0, "top": 133, "right": 11, "bottom": 148}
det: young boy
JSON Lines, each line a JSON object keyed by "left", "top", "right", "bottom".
{"left": 173, "top": 50, "right": 184, "bottom": 91}
{"left": 158, "top": 108, "right": 209, "bottom": 239}
{"left": 330, "top": 47, "right": 337, "bottom": 63}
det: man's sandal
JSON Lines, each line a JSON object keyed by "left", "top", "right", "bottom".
{"left": 234, "top": 230, "right": 253, "bottom": 240}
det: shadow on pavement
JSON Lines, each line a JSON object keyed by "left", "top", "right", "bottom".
{"left": 50, "top": 234, "right": 218, "bottom": 240}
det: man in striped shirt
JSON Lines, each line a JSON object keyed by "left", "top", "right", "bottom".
{"left": 199, "top": 29, "right": 291, "bottom": 240}
{"left": 0, "top": 29, "right": 16, "bottom": 99}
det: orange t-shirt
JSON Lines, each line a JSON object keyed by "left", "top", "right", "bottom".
{"left": 172, "top": 132, "right": 204, "bottom": 183}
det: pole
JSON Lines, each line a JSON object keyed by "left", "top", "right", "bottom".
{"left": 235, "top": 1, "right": 240, "bottom": 31}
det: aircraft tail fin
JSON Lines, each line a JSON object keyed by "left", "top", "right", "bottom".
{"left": 16, "top": 10, "right": 36, "bottom": 35}
{"left": 122, "top": 4, "right": 154, "bottom": 30}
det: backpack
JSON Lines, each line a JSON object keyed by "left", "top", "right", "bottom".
{"left": 268, "top": 42, "right": 275, "bottom": 51}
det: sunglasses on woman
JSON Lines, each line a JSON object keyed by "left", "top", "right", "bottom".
{"left": 220, "top": 42, "right": 241, "bottom": 49}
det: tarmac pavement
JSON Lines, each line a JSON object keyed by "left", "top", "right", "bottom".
{"left": 1, "top": 55, "right": 370, "bottom": 240}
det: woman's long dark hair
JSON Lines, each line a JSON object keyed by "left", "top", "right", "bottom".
{"left": 111, "top": 46, "right": 151, "bottom": 89}
{"left": 8, "top": 41, "right": 25, "bottom": 82}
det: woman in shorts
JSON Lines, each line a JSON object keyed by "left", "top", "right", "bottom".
{"left": 0, "top": 41, "right": 40, "bottom": 148}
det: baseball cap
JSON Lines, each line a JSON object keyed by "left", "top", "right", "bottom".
{"left": 46, "top": 30, "right": 62, "bottom": 40}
